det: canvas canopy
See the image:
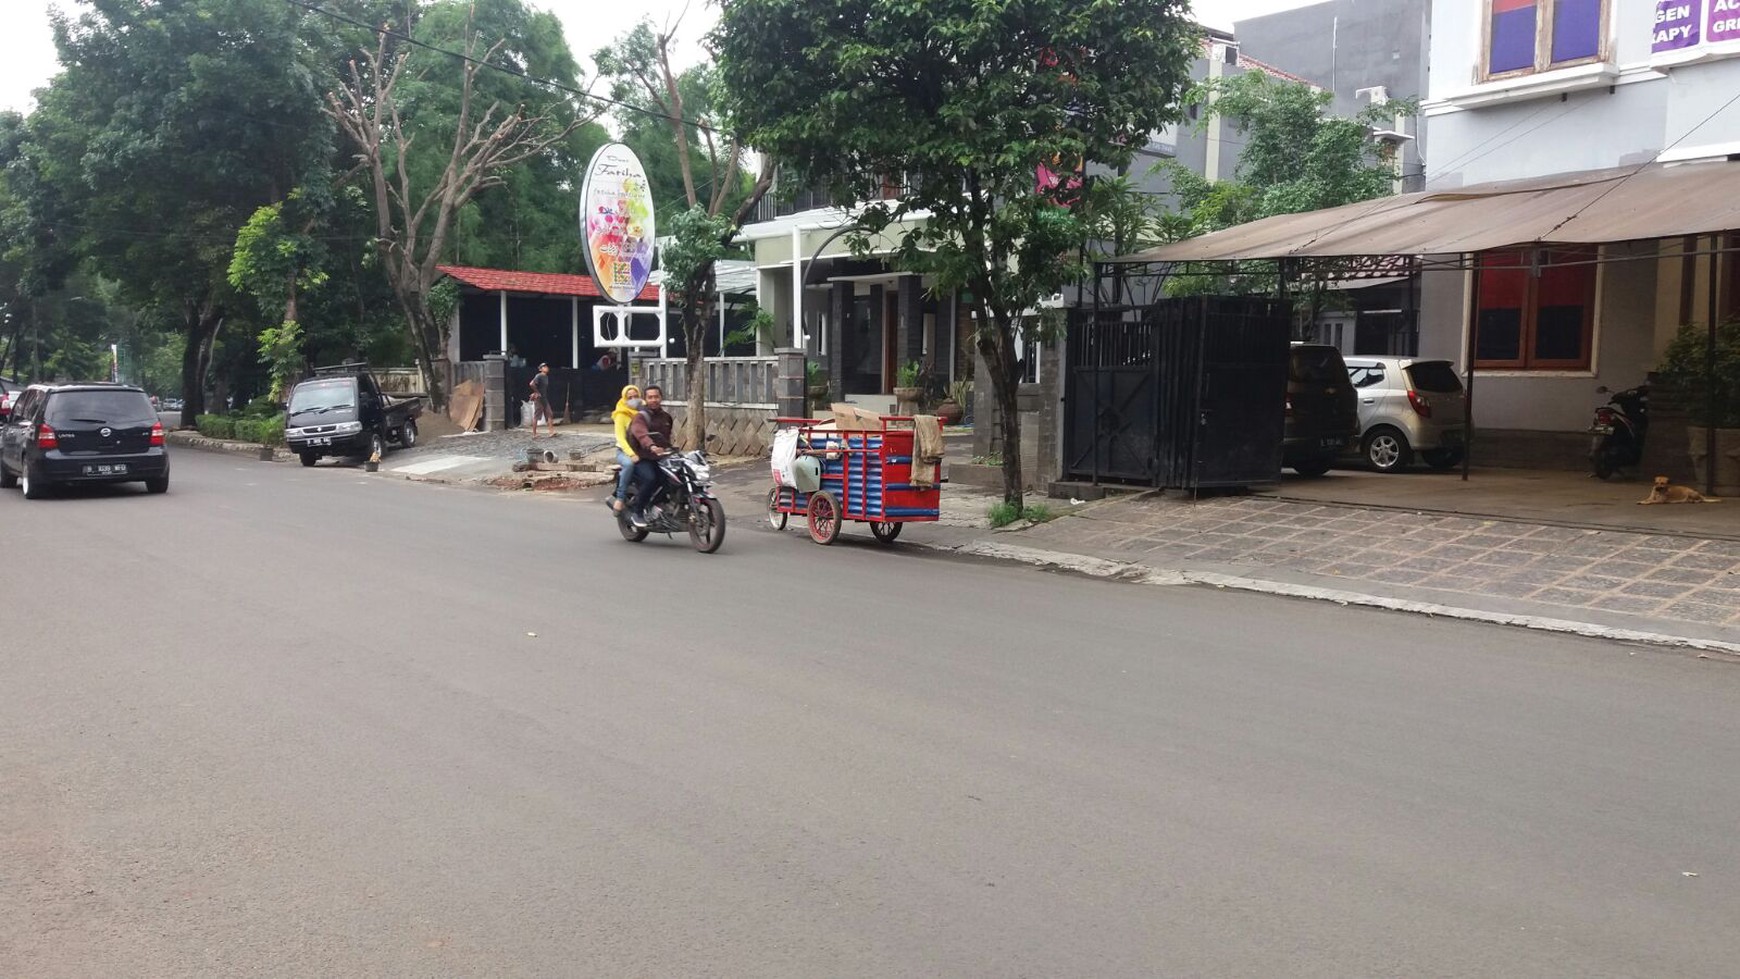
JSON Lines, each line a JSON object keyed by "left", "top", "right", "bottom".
{"left": 1117, "top": 161, "right": 1740, "bottom": 263}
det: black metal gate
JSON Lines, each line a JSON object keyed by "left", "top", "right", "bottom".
{"left": 1064, "top": 295, "right": 1291, "bottom": 489}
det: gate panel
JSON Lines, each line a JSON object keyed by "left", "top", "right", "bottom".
{"left": 1066, "top": 295, "right": 1290, "bottom": 489}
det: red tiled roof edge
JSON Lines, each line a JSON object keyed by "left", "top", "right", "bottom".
{"left": 436, "top": 264, "right": 660, "bottom": 303}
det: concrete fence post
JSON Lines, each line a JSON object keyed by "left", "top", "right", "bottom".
{"left": 776, "top": 347, "right": 807, "bottom": 420}
{"left": 482, "top": 353, "right": 508, "bottom": 432}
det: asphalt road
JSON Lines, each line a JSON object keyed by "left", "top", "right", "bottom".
{"left": 4, "top": 450, "right": 1739, "bottom": 977}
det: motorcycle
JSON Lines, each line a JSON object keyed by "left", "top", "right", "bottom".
{"left": 612, "top": 448, "right": 727, "bottom": 553}
{"left": 1588, "top": 383, "right": 1650, "bottom": 480}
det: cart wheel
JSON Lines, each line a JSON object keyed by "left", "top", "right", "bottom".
{"left": 869, "top": 521, "right": 903, "bottom": 544}
{"left": 806, "top": 490, "right": 842, "bottom": 545}
{"left": 767, "top": 487, "right": 788, "bottom": 530}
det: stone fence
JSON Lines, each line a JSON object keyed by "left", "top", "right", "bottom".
{"left": 636, "top": 351, "right": 807, "bottom": 456}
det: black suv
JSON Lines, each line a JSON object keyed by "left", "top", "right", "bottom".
{"left": 1283, "top": 343, "right": 1360, "bottom": 477}
{"left": 0, "top": 383, "right": 169, "bottom": 498}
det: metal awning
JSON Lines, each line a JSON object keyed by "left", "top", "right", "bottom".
{"left": 1116, "top": 161, "right": 1740, "bottom": 262}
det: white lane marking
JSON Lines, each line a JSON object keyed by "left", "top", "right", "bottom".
{"left": 391, "top": 455, "right": 493, "bottom": 476}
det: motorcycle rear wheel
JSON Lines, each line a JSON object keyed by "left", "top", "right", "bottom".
{"left": 689, "top": 497, "right": 726, "bottom": 553}
{"left": 617, "top": 508, "right": 649, "bottom": 542}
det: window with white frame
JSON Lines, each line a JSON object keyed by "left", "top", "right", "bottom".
{"left": 1484, "top": 0, "right": 1606, "bottom": 78}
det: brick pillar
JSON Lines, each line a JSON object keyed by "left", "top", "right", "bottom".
{"left": 482, "top": 354, "right": 508, "bottom": 431}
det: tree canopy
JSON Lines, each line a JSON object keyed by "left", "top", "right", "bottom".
{"left": 715, "top": 0, "right": 1198, "bottom": 504}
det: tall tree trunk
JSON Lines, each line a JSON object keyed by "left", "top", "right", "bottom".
{"left": 177, "top": 301, "right": 223, "bottom": 426}
{"left": 679, "top": 267, "right": 717, "bottom": 450}
{"left": 681, "top": 306, "right": 708, "bottom": 450}
{"left": 396, "top": 291, "right": 447, "bottom": 411}
{"left": 977, "top": 314, "right": 1025, "bottom": 508}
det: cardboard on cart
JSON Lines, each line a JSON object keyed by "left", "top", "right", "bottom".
{"left": 830, "top": 403, "right": 883, "bottom": 431}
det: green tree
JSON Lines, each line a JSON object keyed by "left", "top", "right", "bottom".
{"left": 328, "top": 0, "right": 594, "bottom": 409}
{"left": 597, "top": 19, "right": 773, "bottom": 447}
{"left": 26, "top": 0, "right": 335, "bottom": 422}
{"left": 1160, "top": 72, "right": 1411, "bottom": 303}
{"left": 715, "top": 0, "right": 1197, "bottom": 506}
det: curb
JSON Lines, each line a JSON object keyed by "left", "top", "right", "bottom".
{"left": 166, "top": 431, "right": 294, "bottom": 462}
{"left": 926, "top": 539, "right": 1740, "bottom": 662}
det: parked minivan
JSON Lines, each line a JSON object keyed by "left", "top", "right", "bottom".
{"left": 0, "top": 383, "right": 169, "bottom": 498}
{"left": 1284, "top": 343, "right": 1360, "bottom": 477}
{"left": 1342, "top": 357, "right": 1468, "bottom": 472}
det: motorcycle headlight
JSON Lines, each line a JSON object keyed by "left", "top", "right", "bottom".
{"left": 689, "top": 462, "right": 712, "bottom": 482}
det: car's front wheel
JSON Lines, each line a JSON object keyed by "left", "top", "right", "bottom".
{"left": 299, "top": 452, "right": 317, "bottom": 467}
{"left": 1290, "top": 456, "right": 1334, "bottom": 478}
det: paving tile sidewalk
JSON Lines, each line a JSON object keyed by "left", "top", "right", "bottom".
{"left": 992, "top": 494, "right": 1740, "bottom": 647}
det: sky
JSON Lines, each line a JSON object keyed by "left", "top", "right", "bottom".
{"left": 0, "top": 0, "right": 1319, "bottom": 117}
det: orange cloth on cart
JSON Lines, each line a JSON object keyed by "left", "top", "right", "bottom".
{"left": 912, "top": 414, "right": 944, "bottom": 488}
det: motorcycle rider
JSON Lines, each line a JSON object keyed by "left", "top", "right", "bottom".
{"left": 625, "top": 384, "right": 675, "bottom": 528}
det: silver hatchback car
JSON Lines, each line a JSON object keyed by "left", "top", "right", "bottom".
{"left": 1342, "top": 357, "right": 1468, "bottom": 472}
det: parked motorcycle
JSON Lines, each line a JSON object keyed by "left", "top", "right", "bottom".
{"left": 1588, "top": 383, "right": 1650, "bottom": 480}
{"left": 612, "top": 448, "right": 727, "bottom": 553}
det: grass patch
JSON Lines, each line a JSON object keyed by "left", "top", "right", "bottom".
{"left": 970, "top": 454, "right": 1003, "bottom": 467}
{"left": 987, "top": 501, "right": 1055, "bottom": 528}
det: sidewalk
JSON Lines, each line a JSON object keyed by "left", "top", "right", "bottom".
{"left": 934, "top": 488, "right": 1740, "bottom": 656}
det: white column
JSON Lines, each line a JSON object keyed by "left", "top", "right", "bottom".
{"left": 791, "top": 225, "right": 804, "bottom": 347}
{"left": 498, "top": 291, "right": 508, "bottom": 354}
{"left": 571, "top": 297, "right": 580, "bottom": 367}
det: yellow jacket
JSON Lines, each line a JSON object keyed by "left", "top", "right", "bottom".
{"left": 612, "top": 386, "right": 641, "bottom": 458}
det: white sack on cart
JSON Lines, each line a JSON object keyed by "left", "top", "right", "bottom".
{"left": 770, "top": 427, "right": 801, "bottom": 487}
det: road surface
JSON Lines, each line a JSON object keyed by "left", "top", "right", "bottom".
{"left": 4, "top": 450, "right": 1738, "bottom": 976}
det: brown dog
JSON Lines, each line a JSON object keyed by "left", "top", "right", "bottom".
{"left": 1638, "top": 475, "right": 1721, "bottom": 504}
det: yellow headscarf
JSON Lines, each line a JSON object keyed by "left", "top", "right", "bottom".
{"left": 612, "top": 384, "right": 642, "bottom": 457}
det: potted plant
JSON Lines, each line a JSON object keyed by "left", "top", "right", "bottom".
{"left": 893, "top": 360, "right": 923, "bottom": 414}
{"left": 935, "top": 378, "right": 970, "bottom": 425}
{"left": 805, "top": 361, "right": 830, "bottom": 414}
{"left": 1656, "top": 317, "right": 1740, "bottom": 493}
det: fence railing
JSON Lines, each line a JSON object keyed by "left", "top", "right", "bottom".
{"left": 639, "top": 356, "right": 778, "bottom": 407}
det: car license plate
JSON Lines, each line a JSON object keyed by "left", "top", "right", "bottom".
{"left": 1588, "top": 425, "right": 1613, "bottom": 435}
{"left": 82, "top": 463, "right": 127, "bottom": 476}
{"left": 1321, "top": 437, "right": 1344, "bottom": 448}
{"left": 308, "top": 436, "right": 332, "bottom": 446}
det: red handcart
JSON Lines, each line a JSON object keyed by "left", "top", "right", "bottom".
{"left": 767, "top": 415, "right": 942, "bottom": 545}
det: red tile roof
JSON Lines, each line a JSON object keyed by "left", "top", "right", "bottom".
{"left": 437, "top": 265, "right": 661, "bottom": 302}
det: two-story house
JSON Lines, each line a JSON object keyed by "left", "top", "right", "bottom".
{"left": 1415, "top": 0, "right": 1740, "bottom": 466}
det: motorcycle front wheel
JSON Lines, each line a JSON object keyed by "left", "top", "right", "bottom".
{"left": 688, "top": 497, "right": 726, "bottom": 553}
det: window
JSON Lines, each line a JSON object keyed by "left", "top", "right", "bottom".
{"left": 1474, "top": 248, "right": 1597, "bottom": 370}
{"left": 1485, "top": 0, "right": 1605, "bottom": 78}
{"left": 1347, "top": 365, "right": 1387, "bottom": 388}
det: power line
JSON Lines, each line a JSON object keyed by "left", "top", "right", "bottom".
{"left": 281, "top": 0, "right": 733, "bottom": 140}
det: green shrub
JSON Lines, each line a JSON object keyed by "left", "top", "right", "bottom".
{"left": 240, "top": 395, "right": 282, "bottom": 419}
{"left": 196, "top": 414, "right": 235, "bottom": 439}
{"left": 231, "top": 416, "right": 287, "bottom": 446}
{"left": 988, "top": 501, "right": 1021, "bottom": 527}
{"left": 1657, "top": 318, "right": 1740, "bottom": 428}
